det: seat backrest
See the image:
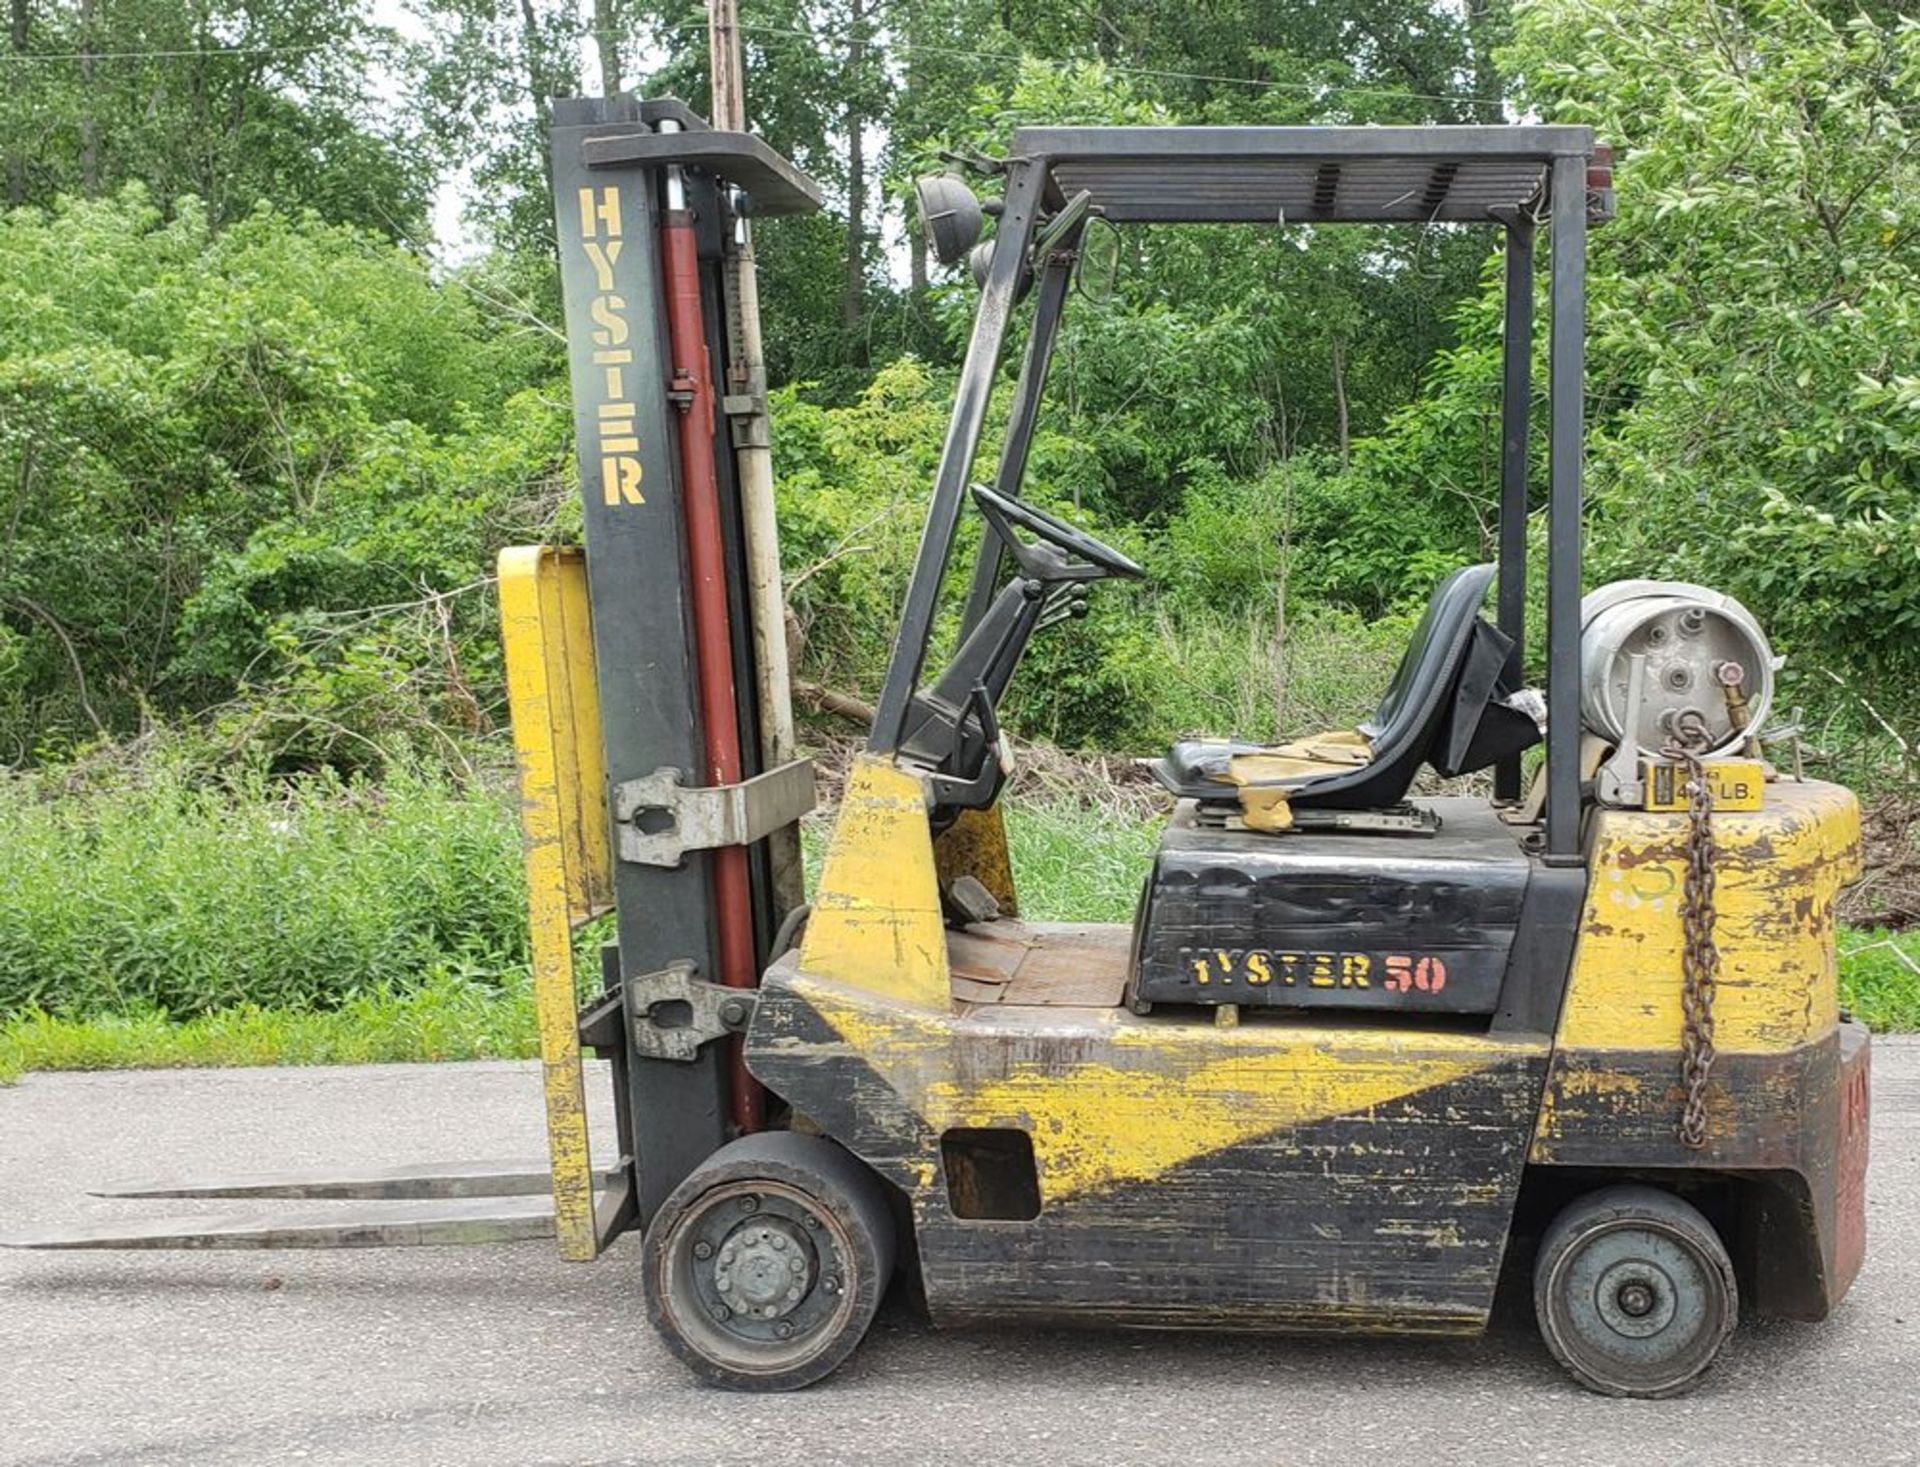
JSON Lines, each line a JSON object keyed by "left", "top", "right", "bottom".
{"left": 1290, "top": 563, "right": 1497, "bottom": 811}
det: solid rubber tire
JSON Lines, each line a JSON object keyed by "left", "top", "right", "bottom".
{"left": 1534, "top": 1183, "right": 1737, "bottom": 1398}
{"left": 643, "top": 1132, "right": 896, "bottom": 1391}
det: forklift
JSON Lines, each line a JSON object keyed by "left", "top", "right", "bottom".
{"left": 5, "top": 103, "right": 1870, "bottom": 1402}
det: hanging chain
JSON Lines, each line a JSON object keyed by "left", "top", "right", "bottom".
{"left": 1665, "top": 709, "right": 1720, "bottom": 1150}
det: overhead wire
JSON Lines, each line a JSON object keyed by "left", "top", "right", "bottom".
{"left": 0, "top": 16, "right": 1502, "bottom": 114}
{"left": 1, "top": 43, "right": 335, "bottom": 64}
{"left": 669, "top": 16, "right": 1506, "bottom": 112}
{"left": 769, "top": 28, "right": 1499, "bottom": 110}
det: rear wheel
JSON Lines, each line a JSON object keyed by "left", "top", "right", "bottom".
{"left": 1534, "top": 1184, "right": 1737, "bottom": 1398}
{"left": 643, "top": 1132, "right": 896, "bottom": 1391}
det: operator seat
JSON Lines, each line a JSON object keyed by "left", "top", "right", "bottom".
{"left": 1151, "top": 564, "right": 1541, "bottom": 813}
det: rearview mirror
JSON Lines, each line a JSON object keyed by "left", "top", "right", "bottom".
{"left": 1074, "top": 218, "right": 1121, "bottom": 304}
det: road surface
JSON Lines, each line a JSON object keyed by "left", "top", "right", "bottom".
{"left": 3, "top": 1051, "right": 1917, "bottom": 1466}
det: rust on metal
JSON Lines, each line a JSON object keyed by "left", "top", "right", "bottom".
{"left": 661, "top": 191, "right": 762, "bottom": 1134}
{"left": 947, "top": 921, "right": 1132, "bottom": 1007}
{"left": 1, "top": 1196, "right": 557, "bottom": 1251}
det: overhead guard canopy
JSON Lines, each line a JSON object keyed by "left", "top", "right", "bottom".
{"left": 1015, "top": 124, "right": 1594, "bottom": 224}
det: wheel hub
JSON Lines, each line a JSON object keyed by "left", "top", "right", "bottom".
{"left": 1593, "top": 1257, "right": 1679, "bottom": 1339}
{"left": 713, "top": 1218, "right": 813, "bottom": 1319}
{"left": 1617, "top": 1282, "right": 1655, "bottom": 1317}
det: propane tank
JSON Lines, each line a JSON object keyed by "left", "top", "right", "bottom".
{"left": 1580, "top": 580, "right": 1776, "bottom": 758}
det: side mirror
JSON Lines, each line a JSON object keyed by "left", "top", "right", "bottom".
{"left": 1074, "top": 218, "right": 1121, "bottom": 304}
{"left": 915, "top": 173, "right": 984, "bottom": 266}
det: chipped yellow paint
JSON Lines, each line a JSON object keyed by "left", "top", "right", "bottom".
{"left": 499, "top": 545, "right": 607, "bottom": 1262}
{"left": 791, "top": 973, "right": 1539, "bottom": 1202}
{"left": 1551, "top": 1064, "right": 1646, "bottom": 1100}
{"left": 1555, "top": 778, "right": 1862, "bottom": 1056}
{"left": 934, "top": 804, "right": 1020, "bottom": 917}
{"left": 1530, "top": 1063, "right": 1645, "bottom": 1153}
{"left": 1530, "top": 1059, "right": 1750, "bottom": 1157}
{"left": 798, "top": 755, "right": 950, "bottom": 1009}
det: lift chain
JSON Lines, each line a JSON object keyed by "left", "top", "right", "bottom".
{"left": 1665, "top": 710, "right": 1721, "bottom": 1150}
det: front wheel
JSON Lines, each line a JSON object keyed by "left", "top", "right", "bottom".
{"left": 643, "top": 1132, "right": 896, "bottom": 1391}
{"left": 1534, "top": 1184, "right": 1738, "bottom": 1398}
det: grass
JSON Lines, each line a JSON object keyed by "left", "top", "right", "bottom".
{"left": 0, "top": 784, "right": 1914, "bottom": 1085}
{"left": 0, "top": 968, "right": 538, "bottom": 1085}
{"left": 1000, "top": 800, "right": 1163, "bottom": 921}
{"left": 1839, "top": 927, "right": 1920, "bottom": 1032}
{"left": 0, "top": 763, "right": 527, "bottom": 1018}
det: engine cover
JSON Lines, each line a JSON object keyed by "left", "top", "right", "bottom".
{"left": 1132, "top": 797, "right": 1531, "bottom": 1015}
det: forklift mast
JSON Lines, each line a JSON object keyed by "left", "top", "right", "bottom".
{"left": 521, "top": 97, "right": 823, "bottom": 1253}
{"left": 0, "top": 102, "right": 826, "bottom": 1257}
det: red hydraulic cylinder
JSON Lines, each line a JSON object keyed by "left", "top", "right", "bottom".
{"left": 660, "top": 177, "right": 764, "bottom": 1135}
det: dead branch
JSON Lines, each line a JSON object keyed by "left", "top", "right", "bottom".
{"left": 6, "top": 595, "right": 107, "bottom": 735}
{"left": 793, "top": 679, "right": 876, "bottom": 727}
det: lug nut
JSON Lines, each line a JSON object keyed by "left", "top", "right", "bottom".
{"left": 711, "top": 1305, "right": 731, "bottom": 1323}
{"left": 770, "top": 1235, "right": 787, "bottom": 1252}
{"left": 823, "top": 1276, "right": 841, "bottom": 1295}
{"left": 692, "top": 1240, "right": 713, "bottom": 1260}
{"left": 788, "top": 1257, "right": 805, "bottom": 1274}
{"left": 803, "top": 1214, "right": 821, "bottom": 1230}
{"left": 774, "top": 1321, "right": 795, "bottom": 1339}
{"left": 738, "top": 1196, "right": 758, "bottom": 1214}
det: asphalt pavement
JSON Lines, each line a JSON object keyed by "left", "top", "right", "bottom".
{"left": 3, "top": 1050, "right": 1917, "bottom": 1467}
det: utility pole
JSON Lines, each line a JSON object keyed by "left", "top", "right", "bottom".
{"left": 708, "top": 0, "right": 744, "bottom": 131}
{"left": 707, "top": 0, "right": 806, "bottom": 918}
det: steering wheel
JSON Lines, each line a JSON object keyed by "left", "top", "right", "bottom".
{"left": 970, "top": 484, "right": 1145, "bottom": 579}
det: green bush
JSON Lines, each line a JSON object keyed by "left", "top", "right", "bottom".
{"left": 0, "top": 190, "right": 566, "bottom": 768}
{"left": 0, "top": 763, "right": 527, "bottom": 1018}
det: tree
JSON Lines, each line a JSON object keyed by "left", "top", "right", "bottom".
{"left": 0, "top": 191, "right": 561, "bottom": 757}
{"left": 415, "top": 0, "right": 585, "bottom": 257}
{"left": 0, "top": 0, "right": 431, "bottom": 236}
{"left": 1352, "top": 0, "right": 1920, "bottom": 756}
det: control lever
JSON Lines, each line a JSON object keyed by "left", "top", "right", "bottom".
{"left": 925, "top": 681, "right": 1010, "bottom": 808}
{"left": 1597, "top": 653, "right": 1649, "bottom": 807}
{"left": 1036, "top": 584, "right": 1089, "bottom": 632}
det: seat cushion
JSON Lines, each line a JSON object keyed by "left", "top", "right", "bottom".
{"left": 1151, "top": 735, "right": 1373, "bottom": 801}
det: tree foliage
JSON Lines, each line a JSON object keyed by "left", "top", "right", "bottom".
{"left": 1360, "top": 0, "right": 1920, "bottom": 762}
{"left": 0, "top": 191, "right": 563, "bottom": 761}
{"left": 3, "top": 0, "right": 429, "bottom": 235}
{"left": 0, "top": 0, "right": 1916, "bottom": 785}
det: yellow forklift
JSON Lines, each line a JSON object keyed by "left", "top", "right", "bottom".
{"left": 6, "top": 104, "right": 1870, "bottom": 1401}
